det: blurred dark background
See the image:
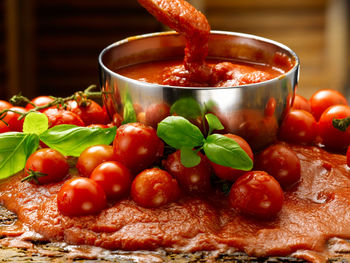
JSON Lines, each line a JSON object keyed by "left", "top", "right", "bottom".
{"left": 1, "top": 0, "right": 349, "bottom": 100}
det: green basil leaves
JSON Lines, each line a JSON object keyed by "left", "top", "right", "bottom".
{"left": 157, "top": 114, "right": 253, "bottom": 170}
{"left": 0, "top": 112, "right": 116, "bottom": 179}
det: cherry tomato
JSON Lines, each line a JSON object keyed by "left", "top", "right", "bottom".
{"left": 76, "top": 145, "right": 117, "bottom": 177}
{"left": 113, "top": 123, "right": 164, "bottom": 173}
{"left": 25, "top": 96, "right": 55, "bottom": 111}
{"left": 318, "top": 105, "right": 350, "bottom": 150}
{"left": 163, "top": 150, "right": 212, "bottom": 193}
{"left": 0, "top": 100, "right": 12, "bottom": 111}
{"left": 292, "top": 94, "right": 311, "bottom": 113}
{"left": 131, "top": 168, "right": 180, "bottom": 208}
{"left": 229, "top": 171, "right": 284, "bottom": 219}
{"left": 0, "top": 121, "right": 10, "bottom": 133}
{"left": 57, "top": 177, "right": 107, "bottom": 216}
{"left": 210, "top": 134, "right": 254, "bottom": 181}
{"left": 278, "top": 109, "right": 317, "bottom": 145}
{"left": 110, "top": 112, "right": 123, "bottom": 128}
{"left": 90, "top": 161, "right": 132, "bottom": 200}
{"left": 145, "top": 102, "right": 170, "bottom": 128}
{"left": 2, "top": 106, "right": 27, "bottom": 132}
{"left": 24, "top": 148, "right": 69, "bottom": 184}
{"left": 309, "top": 89, "right": 348, "bottom": 121}
{"left": 43, "top": 108, "right": 85, "bottom": 127}
{"left": 67, "top": 99, "right": 110, "bottom": 126}
{"left": 254, "top": 145, "right": 301, "bottom": 188}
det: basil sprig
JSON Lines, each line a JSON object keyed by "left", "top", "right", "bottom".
{"left": 0, "top": 112, "right": 116, "bottom": 179}
{"left": 157, "top": 113, "right": 253, "bottom": 170}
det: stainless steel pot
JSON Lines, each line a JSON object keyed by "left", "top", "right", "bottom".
{"left": 99, "top": 31, "right": 299, "bottom": 150}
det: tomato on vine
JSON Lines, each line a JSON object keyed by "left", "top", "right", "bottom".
{"left": 43, "top": 108, "right": 85, "bottom": 127}
{"left": 26, "top": 96, "right": 55, "bottom": 111}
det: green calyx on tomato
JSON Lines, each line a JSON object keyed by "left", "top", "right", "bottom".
{"left": 332, "top": 117, "right": 350, "bottom": 132}
{"left": 0, "top": 112, "right": 116, "bottom": 179}
{"left": 157, "top": 113, "right": 253, "bottom": 170}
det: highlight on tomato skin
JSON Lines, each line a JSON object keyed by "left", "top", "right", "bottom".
{"left": 229, "top": 171, "right": 284, "bottom": 219}
{"left": 76, "top": 145, "right": 118, "bottom": 177}
{"left": 209, "top": 133, "right": 254, "bottom": 182}
{"left": 24, "top": 148, "right": 69, "bottom": 185}
{"left": 163, "top": 150, "right": 212, "bottom": 193}
{"left": 90, "top": 161, "right": 132, "bottom": 200}
{"left": 309, "top": 89, "right": 348, "bottom": 121}
{"left": 2, "top": 106, "right": 28, "bottom": 132}
{"left": 25, "top": 96, "right": 55, "bottom": 111}
{"left": 57, "top": 177, "right": 107, "bottom": 216}
{"left": 292, "top": 94, "right": 311, "bottom": 113}
{"left": 43, "top": 108, "right": 85, "bottom": 128}
{"left": 131, "top": 168, "right": 180, "bottom": 208}
{"left": 278, "top": 109, "right": 317, "bottom": 145}
{"left": 254, "top": 144, "right": 301, "bottom": 189}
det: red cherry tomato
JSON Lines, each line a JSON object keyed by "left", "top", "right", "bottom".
{"left": 163, "top": 150, "right": 212, "bottom": 193}
{"left": 254, "top": 145, "right": 301, "bottom": 188}
{"left": 67, "top": 99, "right": 110, "bottom": 126}
{"left": 57, "top": 177, "right": 107, "bottom": 216}
{"left": 24, "top": 148, "right": 69, "bottom": 184}
{"left": 210, "top": 134, "right": 254, "bottom": 181}
{"left": 145, "top": 102, "right": 170, "bottom": 128}
{"left": 43, "top": 108, "right": 85, "bottom": 127}
{"left": 318, "top": 105, "right": 350, "bottom": 150}
{"left": 278, "top": 109, "right": 317, "bottom": 145}
{"left": 25, "top": 96, "right": 55, "bottom": 111}
{"left": 292, "top": 94, "right": 311, "bottom": 113}
{"left": 76, "top": 145, "right": 117, "bottom": 177}
{"left": 131, "top": 168, "right": 180, "bottom": 208}
{"left": 113, "top": 123, "right": 164, "bottom": 173}
{"left": 0, "top": 121, "right": 10, "bottom": 133}
{"left": 90, "top": 161, "right": 132, "bottom": 200}
{"left": 110, "top": 112, "right": 123, "bottom": 128}
{"left": 309, "top": 89, "right": 348, "bottom": 121}
{"left": 0, "top": 100, "right": 13, "bottom": 111}
{"left": 2, "top": 106, "right": 27, "bottom": 132}
{"left": 229, "top": 171, "right": 284, "bottom": 219}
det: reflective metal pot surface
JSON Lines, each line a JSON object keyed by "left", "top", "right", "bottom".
{"left": 99, "top": 31, "right": 299, "bottom": 150}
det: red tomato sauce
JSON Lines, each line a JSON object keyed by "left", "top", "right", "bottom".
{"left": 118, "top": 56, "right": 293, "bottom": 87}
{"left": 0, "top": 142, "right": 349, "bottom": 261}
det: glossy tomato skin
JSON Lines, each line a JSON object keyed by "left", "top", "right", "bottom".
{"left": 90, "top": 161, "right": 132, "bottom": 200}
{"left": 113, "top": 123, "right": 164, "bottom": 173}
{"left": 254, "top": 145, "right": 301, "bottom": 188}
{"left": 57, "top": 177, "right": 107, "bottom": 216}
{"left": 318, "top": 105, "right": 350, "bottom": 150}
{"left": 43, "top": 108, "right": 85, "bottom": 127}
{"left": 67, "top": 100, "right": 110, "bottom": 126}
{"left": 0, "top": 100, "right": 13, "bottom": 111}
{"left": 131, "top": 168, "right": 180, "bottom": 208}
{"left": 2, "top": 106, "right": 28, "bottom": 132}
{"left": 145, "top": 102, "right": 170, "bottom": 128}
{"left": 24, "top": 148, "right": 69, "bottom": 184}
{"left": 163, "top": 150, "right": 212, "bottom": 193}
{"left": 278, "top": 109, "right": 317, "bottom": 145}
{"left": 229, "top": 171, "right": 284, "bottom": 219}
{"left": 210, "top": 134, "right": 254, "bottom": 181}
{"left": 0, "top": 121, "right": 10, "bottom": 133}
{"left": 76, "top": 145, "right": 117, "bottom": 177}
{"left": 309, "top": 89, "right": 348, "bottom": 121}
{"left": 292, "top": 94, "right": 311, "bottom": 113}
{"left": 26, "top": 96, "right": 55, "bottom": 111}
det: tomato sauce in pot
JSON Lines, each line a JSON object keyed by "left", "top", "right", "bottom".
{"left": 0, "top": 142, "right": 349, "bottom": 262}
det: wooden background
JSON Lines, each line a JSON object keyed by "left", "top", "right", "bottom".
{"left": 1, "top": 0, "right": 349, "bottom": 100}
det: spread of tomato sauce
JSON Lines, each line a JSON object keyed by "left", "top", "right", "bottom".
{"left": 0, "top": 142, "right": 349, "bottom": 262}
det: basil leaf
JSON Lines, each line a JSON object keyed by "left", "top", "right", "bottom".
{"left": 0, "top": 132, "right": 39, "bottom": 179}
{"left": 180, "top": 147, "right": 201, "bottom": 168}
{"left": 40, "top": 125, "right": 117, "bottom": 157}
{"left": 23, "top": 112, "right": 49, "bottom": 135}
{"left": 205, "top": 113, "right": 224, "bottom": 135}
{"left": 203, "top": 134, "right": 253, "bottom": 171}
{"left": 122, "top": 92, "right": 137, "bottom": 124}
{"left": 170, "top": 98, "right": 202, "bottom": 119}
{"left": 157, "top": 116, "right": 204, "bottom": 149}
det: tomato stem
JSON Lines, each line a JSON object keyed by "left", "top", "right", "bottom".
{"left": 332, "top": 117, "right": 350, "bottom": 132}
{"left": 21, "top": 169, "right": 47, "bottom": 184}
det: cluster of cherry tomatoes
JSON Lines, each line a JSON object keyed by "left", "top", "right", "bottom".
{"left": 1, "top": 88, "right": 349, "bottom": 219}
